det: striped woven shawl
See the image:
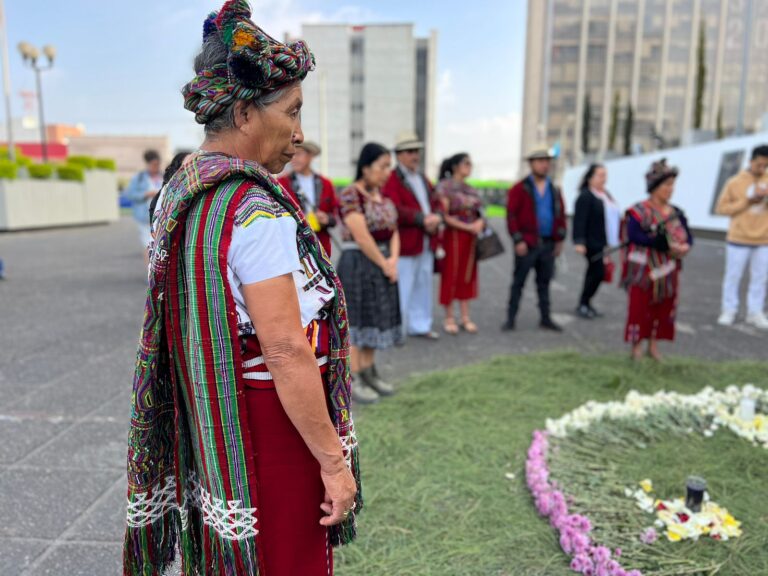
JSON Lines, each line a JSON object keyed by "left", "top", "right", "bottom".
{"left": 124, "top": 152, "right": 361, "bottom": 576}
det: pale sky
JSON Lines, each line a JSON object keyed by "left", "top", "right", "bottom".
{"left": 3, "top": 0, "right": 527, "bottom": 179}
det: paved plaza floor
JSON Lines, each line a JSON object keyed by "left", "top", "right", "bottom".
{"left": 0, "top": 217, "right": 764, "bottom": 575}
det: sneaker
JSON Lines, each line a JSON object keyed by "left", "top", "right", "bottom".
{"left": 362, "top": 365, "right": 395, "bottom": 396}
{"left": 540, "top": 318, "right": 563, "bottom": 332}
{"left": 717, "top": 311, "right": 736, "bottom": 326}
{"left": 746, "top": 312, "right": 768, "bottom": 331}
{"left": 500, "top": 320, "right": 516, "bottom": 332}
{"left": 351, "top": 373, "right": 380, "bottom": 404}
{"left": 576, "top": 305, "right": 594, "bottom": 319}
{"left": 587, "top": 306, "right": 603, "bottom": 318}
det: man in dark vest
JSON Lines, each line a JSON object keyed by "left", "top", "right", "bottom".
{"left": 502, "top": 144, "right": 567, "bottom": 332}
{"left": 382, "top": 131, "right": 443, "bottom": 340}
{"left": 278, "top": 141, "right": 339, "bottom": 256}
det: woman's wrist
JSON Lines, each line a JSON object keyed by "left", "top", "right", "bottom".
{"left": 317, "top": 452, "right": 347, "bottom": 474}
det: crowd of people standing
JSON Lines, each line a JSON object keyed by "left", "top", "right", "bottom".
{"left": 127, "top": 138, "right": 768, "bottom": 379}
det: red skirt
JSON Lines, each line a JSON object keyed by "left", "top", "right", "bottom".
{"left": 439, "top": 228, "right": 478, "bottom": 306}
{"left": 244, "top": 386, "right": 333, "bottom": 576}
{"left": 624, "top": 280, "right": 678, "bottom": 343}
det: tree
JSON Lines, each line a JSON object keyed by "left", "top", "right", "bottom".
{"left": 582, "top": 94, "right": 592, "bottom": 155}
{"left": 694, "top": 20, "right": 707, "bottom": 130}
{"left": 608, "top": 90, "right": 621, "bottom": 151}
{"left": 716, "top": 103, "right": 725, "bottom": 139}
{"left": 623, "top": 103, "right": 634, "bottom": 156}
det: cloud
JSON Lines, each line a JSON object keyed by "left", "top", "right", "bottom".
{"left": 436, "top": 113, "right": 522, "bottom": 181}
{"left": 437, "top": 70, "right": 456, "bottom": 106}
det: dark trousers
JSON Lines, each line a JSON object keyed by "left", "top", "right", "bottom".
{"left": 507, "top": 240, "right": 555, "bottom": 323}
{"left": 579, "top": 250, "right": 605, "bottom": 307}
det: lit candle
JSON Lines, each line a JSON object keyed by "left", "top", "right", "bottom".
{"left": 739, "top": 397, "right": 756, "bottom": 422}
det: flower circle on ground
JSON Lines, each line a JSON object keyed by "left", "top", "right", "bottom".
{"left": 520, "top": 385, "right": 767, "bottom": 576}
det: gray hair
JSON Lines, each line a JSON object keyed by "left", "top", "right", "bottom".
{"left": 194, "top": 34, "right": 297, "bottom": 135}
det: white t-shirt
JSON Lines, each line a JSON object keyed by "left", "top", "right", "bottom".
{"left": 295, "top": 172, "right": 317, "bottom": 210}
{"left": 592, "top": 189, "right": 622, "bottom": 247}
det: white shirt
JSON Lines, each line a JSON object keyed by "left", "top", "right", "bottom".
{"left": 295, "top": 172, "right": 317, "bottom": 210}
{"left": 400, "top": 164, "right": 431, "bottom": 215}
{"left": 592, "top": 189, "right": 622, "bottom": 247}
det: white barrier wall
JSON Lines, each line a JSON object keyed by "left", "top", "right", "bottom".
{"left": 562, "top": 132, "right": 768, "bottom": 232}
{"left": 0, "top": 170, "right": 119, "bottom": 231}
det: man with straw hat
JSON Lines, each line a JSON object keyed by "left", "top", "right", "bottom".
{"left": 383, "top": 130, "right": 444, "bottom": 340}
{"left": 279, "top": 140, "right": 339, "bottom": 255}
{"left": 502, "top": 143, "right": 567, "bottom": 332}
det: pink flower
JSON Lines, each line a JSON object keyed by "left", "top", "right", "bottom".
{"left": 525, "top": 430, "right": 644, "bottom": 576}
{"left": 640, "top": 527, "right": 658, "bottom": 544}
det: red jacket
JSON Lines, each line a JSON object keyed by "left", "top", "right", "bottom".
{"left": 278, "top": 171, "right": 339, "bottom": 256}
{"left": 382, "top": 166, "right": 443, "bottom": 256}
{"left": 506, "top": 177, "right": 567, "bottom": 247}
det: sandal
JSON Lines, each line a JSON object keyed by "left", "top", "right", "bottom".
{"left": 443, "top": 318, "right": 459, "bottom": 335}
{"left": 460, "top": 318, "right": 478, "bottom": 334}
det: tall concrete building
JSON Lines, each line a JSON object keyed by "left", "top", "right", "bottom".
{"left": 298, "top": 24, "right": 438, "bottom": 179}
{"left": 522, "top": 0, "right": 768, "bottom": 166}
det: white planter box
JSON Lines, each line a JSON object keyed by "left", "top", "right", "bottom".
{"left": 0, "top": 171, "right": 119, "bottom": 231}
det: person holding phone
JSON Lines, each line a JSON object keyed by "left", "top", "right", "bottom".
{"left": 716, "top": 144, "right": 768, "bottom": 330}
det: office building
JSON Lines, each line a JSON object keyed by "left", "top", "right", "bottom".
{"left": 299, "top": 23, "right": 438, "bottom": 179}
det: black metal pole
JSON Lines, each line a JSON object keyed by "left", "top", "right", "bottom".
{"left": 34, "top": 65, "right": 47, "bottom": 163}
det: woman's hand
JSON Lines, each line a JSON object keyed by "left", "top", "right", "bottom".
{"left": 319, "top": 464, "right": 358, "bottom": 527}
{"left": 382, "top": 257, "right": 398, "bottom": 283}
{"left": 515, "top": 242, "right": 529, "bottom": 257}
{"left": 671, "top": 242, "right": 691, "bottom": 258}
{"left": 316, "top": 211, "right": 330, "bottom": 226}
{"left": 471, "top": 219, "right": 485, "bottom": 235}
{"left": 574, "top": 244, "right": 587, "bottom": 256}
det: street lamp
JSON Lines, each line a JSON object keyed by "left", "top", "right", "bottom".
{"left": 18, "top": 41, "right": 55, "bottom": 162}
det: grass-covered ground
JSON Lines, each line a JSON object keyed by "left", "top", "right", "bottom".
{"left": 335, "top": 352, "right": 767, "bottom": 576}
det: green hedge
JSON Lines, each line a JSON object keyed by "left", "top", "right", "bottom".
{"left": 0, "top": 160, "right": 18, "bottom": 180}
{"left": 28, "top": 163, "right": 55, "bottom": 180}
{"left": 66, "top": 155, "right": 96, "bottom": 169}
{"left": 95, "top": 158, "right": 117, "bottom": 171}
{"left": 0, "top": 146, "right": 32, "bottom": 167}
{"left": 57, "top": 164, "right": 85, "bottom": 182}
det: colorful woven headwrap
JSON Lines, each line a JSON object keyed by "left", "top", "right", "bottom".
{"left": 183, "top": 0, "right": 315, "bottom": 124}
{"left": 646, "top": 158, "right": 679, "bottom": 192}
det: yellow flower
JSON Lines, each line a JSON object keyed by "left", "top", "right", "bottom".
{"left": 639, "top": 479, "right": 653, "bottom": 493}
{"left": 233, "top": 29, "right": 254, "bottom": 49}
{"left": 666, "top": 525, "right": 684, "bottom": 542}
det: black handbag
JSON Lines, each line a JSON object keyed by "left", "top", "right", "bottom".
{"left": 475, "top": 225, "right": 505, "bottom": 261}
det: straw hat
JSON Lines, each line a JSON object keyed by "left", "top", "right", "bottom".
{"left": 298, "top": 141, "right": 321, "bottom": 156}
{"left": 525, "top": 143, "right": 555, "bottom": 160}
{"left": 394, "top": 131, "right": 425, "bottom": 152}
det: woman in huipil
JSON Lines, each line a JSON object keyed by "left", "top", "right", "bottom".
{"left": 124, "top": 3, "right": 360, "bottom": 575}
{"left": 436, "top": 153, "right": 485, "bottom": 334}
{"left": 622, "top": 159, "right": 693, "bottom": 361}
{"left": 336, "top": 142, "right": 402, "bottom": 404}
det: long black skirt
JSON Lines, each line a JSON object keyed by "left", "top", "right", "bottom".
{"left": 337, "top": 247, "right": 403, "bottom": 349}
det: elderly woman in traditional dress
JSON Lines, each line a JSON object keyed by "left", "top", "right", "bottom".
{"left": 622, "top": 159, "right": 693, "bottom": 361}
{"left": 124, "top": 3, "right": 361, "bottom": 575}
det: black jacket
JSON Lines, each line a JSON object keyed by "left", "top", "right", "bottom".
{"left": 572, "top": 188, "right": 609, "bottom": 253}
